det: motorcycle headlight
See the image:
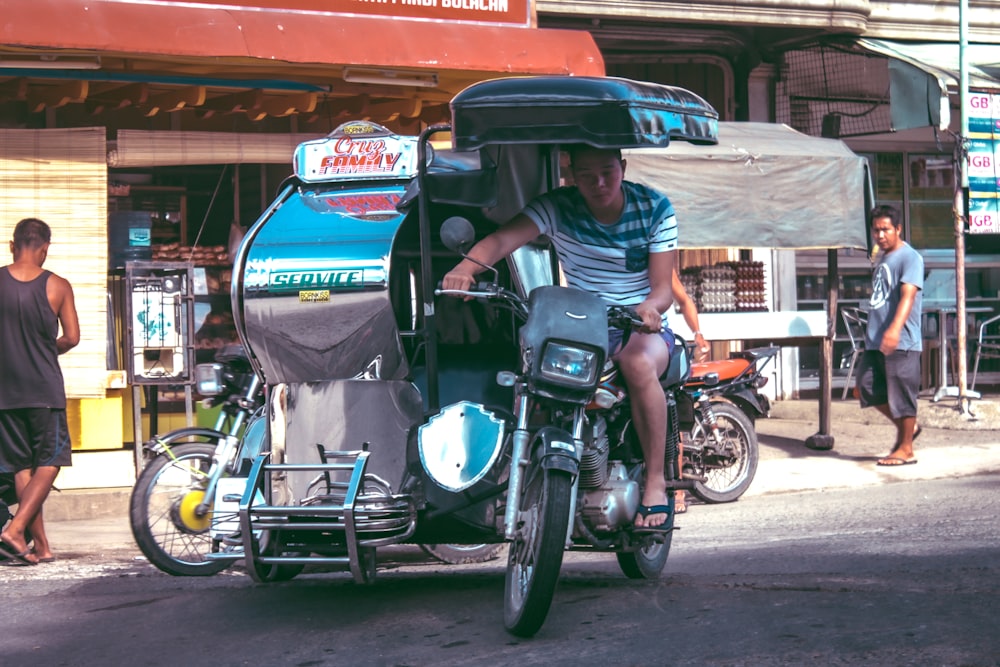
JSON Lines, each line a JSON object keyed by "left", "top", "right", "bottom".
{"left": 195, "top": 363, "right": 226, "bottom": 396}
{"left": 539, "top": 342, "right": 599, "bottom": 387}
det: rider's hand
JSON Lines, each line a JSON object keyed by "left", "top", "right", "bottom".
{"left": 633, "top": 302, "right": 663, "bottom": 334}
{"left": 693, "top": 333, "right": 710, "bottom": 363}
{"left": 441, "top": 268, "right": 476, "bottom": 300}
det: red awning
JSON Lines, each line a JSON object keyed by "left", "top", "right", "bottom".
{"left": 0, "top": 0, "right": 605, "bottom": 78}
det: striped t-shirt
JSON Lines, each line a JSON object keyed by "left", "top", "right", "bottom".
{"left": 521, "top": 181, "right": 678, "bottom": 309}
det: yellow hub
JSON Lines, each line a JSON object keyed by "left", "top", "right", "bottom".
{"left": 177, "top": 490, "right": 212, "bottom": 532}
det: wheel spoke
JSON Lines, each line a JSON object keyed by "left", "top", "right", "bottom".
{"left": 130, "top": 442, "right": 232, "bottom": 575}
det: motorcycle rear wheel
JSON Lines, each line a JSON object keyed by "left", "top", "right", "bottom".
{"left": 688, "top": 401, "right": 759, "bottom": 504}
{"left": 504, "top": 466, "right": 572, "bottom": 637}
{"left": 129, "top": 442, "right": 232, "bottom": 576}
{"left": 616, "top": 519, "right": 674, "bottom": 579}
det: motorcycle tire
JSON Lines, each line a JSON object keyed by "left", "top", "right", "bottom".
{"left": 616, "top": 524, "right": 673, "bottom": 579}
{"left": 129, "top": 441, "right": 232, "bottom": 576}
{"left": 688, "top": 401, "right": 759, "bottom": 504}
{"left": 504, "top": 466, "right": 573, "bottom": 637}
{"left": 419, "top": 543, "right": 505, "bottom": 565}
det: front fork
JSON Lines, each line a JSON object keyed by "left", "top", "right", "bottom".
{"left": 502, "top": 393, "right": 584, "bottom": 544}
{"left": 503, "top": 393, "right": 532, "bottom": 540}
{"left": 195, "top": 434, "right": 240, "bottom": 517}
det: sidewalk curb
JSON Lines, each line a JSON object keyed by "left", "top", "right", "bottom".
{"left": 768, "top": 396, "right": 1000, "bottom": 431}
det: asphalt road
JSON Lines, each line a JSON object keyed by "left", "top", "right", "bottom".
{"left": 3, "top": 474, "right": 998, "bottom": 667}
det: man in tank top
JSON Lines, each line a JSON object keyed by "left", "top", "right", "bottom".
{"left": 0, "top": 218, "right": 80, "bottom": 565}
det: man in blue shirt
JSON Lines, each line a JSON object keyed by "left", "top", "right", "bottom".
{"left": 857, "top": 205, "right": 923, "bottom": 466}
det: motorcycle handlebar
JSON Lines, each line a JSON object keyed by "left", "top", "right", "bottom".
{"left": 606, "top": 305, "right": 648, "bottom": 333}
{"left": 434, "top": 280, "right": 498, "bottom": 296}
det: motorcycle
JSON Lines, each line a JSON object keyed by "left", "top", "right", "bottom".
{"left": 129, "top": 344, "right": 500, "bottom": 576}
{"left": 224, "top": 75, "right": 719, "bottom": 636}
{"left": 679, "top": 346, "right": 779, "bottom": 503}
{"left": 128, "top": 343, "right": 266, "bottom": 576}
{"left": 433, "top": 217, "right": 697, "bottom": 632}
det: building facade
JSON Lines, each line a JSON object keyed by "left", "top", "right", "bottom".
{"left": 1, "top": 1, "right": 997, "bottom": 487}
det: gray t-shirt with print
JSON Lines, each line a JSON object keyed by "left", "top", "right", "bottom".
{"left": 865, "top": 241, "right": 923, "bottom": 352}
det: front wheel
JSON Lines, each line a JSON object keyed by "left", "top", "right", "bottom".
{"left": 504, "top": 466, "right": 573, "bottom": 637}
{"left": 688, "top": 402, "right": 759, "bottom": 504}
{"left": 129, "top": 442, "right": 231, "bottom": 576}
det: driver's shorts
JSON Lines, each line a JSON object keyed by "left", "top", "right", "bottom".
{"left": 608, "top": 327, "right": 676, "bottom": 357}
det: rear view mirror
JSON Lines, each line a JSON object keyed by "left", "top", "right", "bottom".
{"left": 440, "top": 216, "right": 476, "bottom": 254}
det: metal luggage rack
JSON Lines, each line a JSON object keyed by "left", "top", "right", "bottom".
{"left": 237, "top": 446, "right": 416, "bottom": 582}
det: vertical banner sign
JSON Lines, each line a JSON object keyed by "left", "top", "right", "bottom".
{"left": 967, "top": 91, "right": 1000, "bottom": 234}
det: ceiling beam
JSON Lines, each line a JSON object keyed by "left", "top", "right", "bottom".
{"left": 260, "top": 90, "right": 318, "bottom": 118}
{"left": 85, "top": 82, "right": 150, "bottom": 114}
{"left": 360, "top": 97, "right": 423, "bottom": 123}
{"left": 28, "top": 80, "right": 88, "bottom": 112}
{"left": 142, "top": 85, "right": 206, "bottom": 116}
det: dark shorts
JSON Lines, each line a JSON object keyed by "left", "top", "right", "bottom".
{"left": 608, "top": 327, "right": 676, "bottom": 356}
{"left": 857, "top": 350, "right": 921, "bottom": 419}
{"left": 0, "top": 408, "right": 73, "bottom": 473}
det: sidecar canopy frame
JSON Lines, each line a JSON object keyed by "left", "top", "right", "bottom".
{"left": 448, "top": 76, "right": 719, "bottom": 152}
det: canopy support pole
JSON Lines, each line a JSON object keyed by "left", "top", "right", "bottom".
{"left": 806, "top": 249, "right": 838, "bottom": 450}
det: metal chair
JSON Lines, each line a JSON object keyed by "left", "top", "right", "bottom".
{"left": 970, "top": 312, "right": 1000, "bottom": 393}
{"left": 840, "top": 306, "right": 868, "bottom": 400}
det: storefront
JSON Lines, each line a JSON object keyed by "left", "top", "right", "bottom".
{"left": 0, "top": 0, "right": 605, "bottom": 488}
{"left": 776, "top": 38, "right": 1000, "bottom": 391}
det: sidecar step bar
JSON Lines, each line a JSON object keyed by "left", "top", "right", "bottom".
{"left": 238, "top": 449, "right": 417, "bottom": 584}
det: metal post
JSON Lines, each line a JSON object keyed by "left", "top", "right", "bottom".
{"left": 955, "top": 0, "right": 972, "bottom": 414}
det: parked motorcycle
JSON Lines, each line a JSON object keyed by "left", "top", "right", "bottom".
{"left": 225, "top": 75, "right": 719, "bottom": 637}
{"left": 128, "top": 343, "right": 265, "bottom": 576}
{"left": 129, "top": 344, "right": 500, "bottom": 576}
{"left": 679, "top": 347, "right": 778, "bottom": 503}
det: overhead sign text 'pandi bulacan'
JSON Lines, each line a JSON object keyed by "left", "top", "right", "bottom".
{"left": 158, "top": 0, "right": 530, "bottom": 26}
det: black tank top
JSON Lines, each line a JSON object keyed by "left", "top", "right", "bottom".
{"left": 0, "top": 267, "right": 66, "bottom": 409}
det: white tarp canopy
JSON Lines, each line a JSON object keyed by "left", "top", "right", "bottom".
{"left": 624, "top": 121, "right": 871, "bottom": 251}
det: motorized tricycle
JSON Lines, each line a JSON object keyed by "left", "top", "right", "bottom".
{"left": 221, "top": 76, "right": 719, "bottom": 636}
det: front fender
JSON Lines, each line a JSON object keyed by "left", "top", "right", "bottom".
{"left": 532, "top": 426, "right": 580, "bottom": 476}
{"left": 144, "top": 427, "right": 229, "bottom": 456}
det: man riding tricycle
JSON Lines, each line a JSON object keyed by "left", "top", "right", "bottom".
{"left": 222, "top": 75, "right": 718, "bottom": 636}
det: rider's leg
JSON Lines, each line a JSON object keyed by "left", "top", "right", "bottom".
{"left": 615, "top": 333, "right": 670, "bottom": 528}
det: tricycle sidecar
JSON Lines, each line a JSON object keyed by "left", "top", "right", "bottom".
{"left": 228, "top": 76, "right": 718, "bottom": 632}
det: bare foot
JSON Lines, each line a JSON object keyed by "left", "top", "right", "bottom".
{"left": 675, "top": 490, "right": 687, "bottom": 514}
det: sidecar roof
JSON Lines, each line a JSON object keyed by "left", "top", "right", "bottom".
{"left": 449, "top": 76, "right": 719, "bottom": 152}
